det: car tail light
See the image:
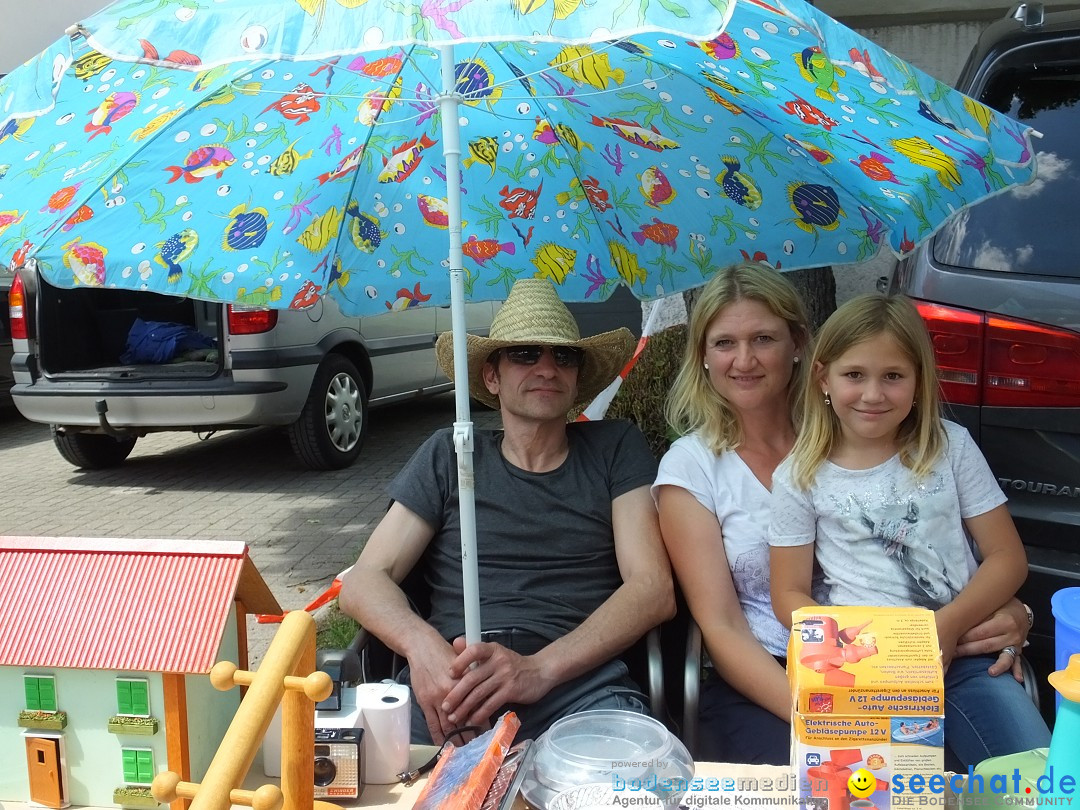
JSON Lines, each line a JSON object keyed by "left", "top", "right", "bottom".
{"left": 916, "top": 302, "right": 983, "bottom": 405}
{"left": 227, "top": 305, "right": 278, "bottom": 335}
{"left": 914, "top": 300, "right": 1080, "bottom": 407}
{"left": 9, "top": 272, "right": 28, "bottom": 339}
{"left": 984, "top": 316, "right": 1080, "bottom": 406}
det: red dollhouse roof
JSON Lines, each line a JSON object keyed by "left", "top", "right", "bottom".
{"left": 0, "top": 537, "right": 281, "bottom": 673}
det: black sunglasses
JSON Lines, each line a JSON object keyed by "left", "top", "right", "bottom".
{"left": 500, "top": 345, "right": 585, "bottom": 368}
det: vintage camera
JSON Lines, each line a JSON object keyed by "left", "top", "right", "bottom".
{"left": 313, "top": 727, "right": 363, "bottom": 800}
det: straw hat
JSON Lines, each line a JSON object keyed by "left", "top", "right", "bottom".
{"left": 435, "top": 278, "right": 635, "bottom": 410}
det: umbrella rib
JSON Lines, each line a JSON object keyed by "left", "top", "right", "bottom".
{"left": 667, "top": 51, "right": 894, "bottom": 253}
{"left": 324, "top": 43, "right": 424, "bottom": 284}
{"left": 313, "top": 40, "right": 674, "bottom": 126}
{"left": 468, "top": 40, "right": 679, "bottom": 104}
{"left": 483, "top": 43, "right": 623, "bottom": 286}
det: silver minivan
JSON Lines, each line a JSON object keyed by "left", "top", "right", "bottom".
{"left": 7, "top": 265, "right": 497, "bottom": 469}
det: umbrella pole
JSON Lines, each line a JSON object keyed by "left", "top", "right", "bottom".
{"left": 438, "top": 44, "right": 481, "bottom": 647}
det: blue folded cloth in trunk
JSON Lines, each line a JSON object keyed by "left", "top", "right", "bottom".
{"left": 120, "top": 318, "right": 215, "bottom": 364}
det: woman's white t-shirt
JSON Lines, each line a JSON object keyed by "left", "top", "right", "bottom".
{"left": 654, "top": 433, "right": 791, "bottom": 656}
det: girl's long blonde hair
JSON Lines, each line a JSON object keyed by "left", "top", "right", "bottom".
{"left": 666, "top": 262, "right": 811, "bottom": 454}
{"left": 789, "top": 293, "right": 946, "bottom": 489}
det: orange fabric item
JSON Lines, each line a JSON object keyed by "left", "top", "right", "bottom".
{"left": 413, "top": 712, "right": 521, "bottom": 810}
{"left": 256, "top": 577, "right": 342, "bottom": 623}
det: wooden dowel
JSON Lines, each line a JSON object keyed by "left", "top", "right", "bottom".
{"left": 152, "top": 774, "right": 283, "bottom": 810}
{"left": 210, "top": 664, "right": 331, "bottom": 700}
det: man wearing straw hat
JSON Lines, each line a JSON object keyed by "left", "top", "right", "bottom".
{"left": 340, "top": 278, "right": 675, "bottom": 745}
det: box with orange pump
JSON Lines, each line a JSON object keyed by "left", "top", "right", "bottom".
{"left": 788, "top": 606, "right": 945, "bottom": 810}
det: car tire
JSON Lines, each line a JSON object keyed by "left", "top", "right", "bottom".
{"left": 288, "top": 354, "right": 368, "bottom": 470}
{"left": 52, "top": 427, "right": 137, "bottom": 469}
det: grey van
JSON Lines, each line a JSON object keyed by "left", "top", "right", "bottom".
{"left": 888, "top": 3, "right": 1080, "bottom": 711}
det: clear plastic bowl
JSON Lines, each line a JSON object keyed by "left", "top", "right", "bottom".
{"left": 520, "top": 710, "right": 694, "bottom": 809}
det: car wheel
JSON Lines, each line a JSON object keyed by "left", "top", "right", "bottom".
{"left": 52, "top": 427, "right": 137, "bottom": 469}
{"left": 288, "top": 354, "right": 368, "bottom": 470}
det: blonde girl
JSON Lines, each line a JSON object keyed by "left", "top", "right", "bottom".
{"left": 768, "top": 293, "right": 1049, "bottom": 769}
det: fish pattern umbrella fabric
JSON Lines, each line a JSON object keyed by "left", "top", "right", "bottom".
{"left": 0, "top": 0, "right": 1035, "bottom": 316}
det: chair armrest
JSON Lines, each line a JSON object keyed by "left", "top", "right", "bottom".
{"left": 348, "top": 626, "right": 405, "bottom": 684}
{"left": 683, "top": 621, "right": 702, "bottom": 758}
{"left": 349, "top": 626, "right": 371, "bottom": 652}
{"left": 645, "top": 626, "right": 667, "bottom": 725}
{"left": 1020, "top": 655, "right": 1040, "bottom": 711}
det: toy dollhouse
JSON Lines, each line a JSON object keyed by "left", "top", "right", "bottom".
{"left": 0, "top": 536, "right": 281, "bottom": 810}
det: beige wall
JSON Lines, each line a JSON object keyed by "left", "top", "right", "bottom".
{"left": 0, "top": 0, "right": 107, "bottom": 74}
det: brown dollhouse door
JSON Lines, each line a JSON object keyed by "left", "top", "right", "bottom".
{"left": 26, "top": 736, "right": 64, "bottom": 808}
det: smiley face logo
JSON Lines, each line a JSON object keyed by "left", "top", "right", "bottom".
{"left": 848, "top": 768, "right": 876, "bottom": 798}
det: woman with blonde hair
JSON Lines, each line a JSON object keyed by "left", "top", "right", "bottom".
{"left": 655, "top": 269, "right": 1036, "bottom": 764}
{"left": 654, "top": 262, "right": 812, "bottom": 764}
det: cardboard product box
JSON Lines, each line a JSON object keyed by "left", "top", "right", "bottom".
{"left": 788, "top": 606, "right": 945, "bottom": 810}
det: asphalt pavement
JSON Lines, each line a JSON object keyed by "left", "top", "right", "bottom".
{"left": 0, "top": 395, "right": 500, "bottom": 663}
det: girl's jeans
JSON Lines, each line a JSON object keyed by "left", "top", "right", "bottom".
{"left": 944, "top": 653, "right": 1051, "bottom": 771}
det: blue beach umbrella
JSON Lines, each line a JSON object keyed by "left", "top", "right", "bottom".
{"left": 0, "top": 0, "right": 1037, "bottom": 642}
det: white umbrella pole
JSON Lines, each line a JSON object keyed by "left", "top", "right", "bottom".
{"left": 438, "top": 44, "right": 481, "bottom": 647}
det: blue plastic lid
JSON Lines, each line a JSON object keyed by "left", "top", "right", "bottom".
{"left": 1052, "top": 587, "right": 1080, "bottom": 630}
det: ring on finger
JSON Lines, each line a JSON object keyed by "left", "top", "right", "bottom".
{"left": 1001, "top": 645, "right": 1018, "bottom": 658}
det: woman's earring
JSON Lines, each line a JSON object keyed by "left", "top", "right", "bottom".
{"left": 703, "top": 362, "right": 710, "bottom": 370}
{"left": 793, "top": 357, "right": 800, "bottom": 364}
{"left": 824, "top": 391, "right": 831, "bottom": 406}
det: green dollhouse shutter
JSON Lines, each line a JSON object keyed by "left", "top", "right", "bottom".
{"left": 24, "top": 676, "right": 57, "bottom": 712}
{"left": 136, "top": 751, "right": 154, "bottom": 783}
{"left": 131, "top": 681, "right": 150, "bottom": 716}
{"left": 117, "top": 681, "right": 133, "bottom": 714}
{"left": 122, "top": 750, "right": 154, "bottom": 784}
{"left": 122, "top": 749, "right": 139, "bottom": 783}
{"left": 24, "top": 677, "right": 40, "bottom": 710}
{"left": 117, "top": 679, "right": 150, "bottom": 716}
{"left": 38, "top": 678, "right": 57, "bottom": 711}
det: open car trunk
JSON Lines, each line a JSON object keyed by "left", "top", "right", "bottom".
{"left": 37, "top": 279, "right": 223, "bottom": 380}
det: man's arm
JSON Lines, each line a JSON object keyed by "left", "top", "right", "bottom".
{"left": 442, "top": 485, "right": 676, "bottom": 727}
{"left": 337, "top": 501, "right": 461, "bottom": 744}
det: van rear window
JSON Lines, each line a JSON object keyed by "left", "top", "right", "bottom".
{"left": 932, "top": 61, "right": 1080, "bottom": 278}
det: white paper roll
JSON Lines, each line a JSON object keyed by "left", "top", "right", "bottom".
{"left": 356, "top": 682, "right": 411, "bottom": 784}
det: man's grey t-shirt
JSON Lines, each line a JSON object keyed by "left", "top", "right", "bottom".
{"left": 389, "top": 419, "right": 657, "bottom": 642}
